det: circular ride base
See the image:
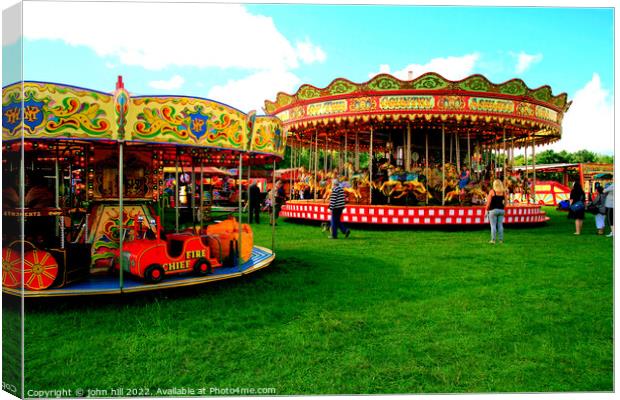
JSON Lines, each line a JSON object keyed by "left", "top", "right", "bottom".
{"left": 2, "top": 246, "right": 275, "bottom": 298}
{"left": 281, "top": 201, "right": 549, "bottom": 226}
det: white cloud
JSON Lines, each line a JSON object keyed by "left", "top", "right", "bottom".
{"left": 23, "top": 2, "right": 325, "bottom": 71}
{"left": 295, "top": 38, "right": 326, "bottom": 64}
{"left": 208, "top": 69, "right": 301, "bottom": 113}
{"left": 369, "top": 53, "right": 480, "bottom": 80}
{"left": 513, "top": 51, "right": 543, "bottom": 73}
{"left": 377, "top": 64, "right": 391, "bottom": 74}
{"left": 148, "top": 75, "right": 185, "bottom": 90}
{"left": 547, "top": 73, "right": 613, "bottom": 154}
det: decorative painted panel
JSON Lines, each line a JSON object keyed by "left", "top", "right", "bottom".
{"left": 3, "top": 81, "right": 285, "bottom": 161}
{"left": 252, "top": 116, "right": 286, "bottom": 157}
{"left": 127, "top": 97, "right": 247, "bottom": 150}
{"left": 2, "top": 82, "right": 115, "bottom": 140}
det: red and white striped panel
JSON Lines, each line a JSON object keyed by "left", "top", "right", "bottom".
{"left": 280, "top": 202, "right": 549, "bottom": 225}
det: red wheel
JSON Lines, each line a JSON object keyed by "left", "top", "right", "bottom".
{"left": 23, "top": 250, "right": 58, "bottom": 291}
{"left": 193, "top": 258, "right": 212, "bottom": 276}
{"left": 144, "top": 264, "right": 164, "bottom": 284}
{"left": 2, "top": 246, "right": 22, "bottom": 288}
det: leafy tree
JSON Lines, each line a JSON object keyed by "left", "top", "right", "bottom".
{"left": 568, "top": 149, "right": 597, "bottom": 163}
{"left": 534, "top": 149, "right": 569, "bottom": 164}
{"left": 513, "top": 149, "right": 612, "bottom": 166}
{"left": 595, "top": 154, "right": 614, "bottom": 163}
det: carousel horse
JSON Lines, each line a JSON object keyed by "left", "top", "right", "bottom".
{"left": 344, "top": 161, "right": 355, "bottom": 178}
{"left": 444, "top": 188, "right": 461, "bottom": 203}
{"left": 380, "top": 179, "right": 402, "bottom": 201}
{"left": 467, "top": 186, "right": 488, "bottom": 205}
{"left": 405, "top": 180, "right": 431, "bottom": 200}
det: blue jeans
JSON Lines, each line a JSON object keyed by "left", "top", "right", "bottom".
{"left": 489, "top": 209, "right": 505, "bottom": 241}
{"left": 330, "top": 207, "right": 349, "bottom": 238}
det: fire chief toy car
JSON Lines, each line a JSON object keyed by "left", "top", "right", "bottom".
{"left": 117, "top": 216, "right": 223, "bottom": 283}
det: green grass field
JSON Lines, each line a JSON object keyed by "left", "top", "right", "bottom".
{"left": 22, "top": 207, "right": 613, "bottom": 394}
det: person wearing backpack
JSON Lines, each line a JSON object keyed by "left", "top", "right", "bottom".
{"left": 568, "top": 181, "right": 586, "bottom": 235}
{"left": 589, "top": 185, "right": 607, "bottom": 235}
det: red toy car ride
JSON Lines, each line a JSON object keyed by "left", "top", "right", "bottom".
{"left": 117, "top": 216, "right": 222, "bottom": 283}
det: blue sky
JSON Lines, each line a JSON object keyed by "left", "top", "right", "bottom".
{"left": 1, "top": 0, "right": 615, "bottom": 154}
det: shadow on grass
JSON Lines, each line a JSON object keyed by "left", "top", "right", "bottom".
{"left": 24, "top": 249, "right": 398, "bottom": 315}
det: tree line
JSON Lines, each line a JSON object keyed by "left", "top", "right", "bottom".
{"left": 514, "top": 149, "right": 613, "bottom": 166}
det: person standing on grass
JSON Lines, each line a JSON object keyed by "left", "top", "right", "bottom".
{"left": 248, "top": 182, "right": 261, "bottom": 224}
{"left": 603, "top": 182, "right": 614, "bottom": 237}
{"left": 485, "top": 179, "right": 506, "bottom": 244}
{"left": 270, "top": 180, "right": 286, "bottom": 225}
{"left": 590, "top": 185, "right": 606, "bottom": 235}
{"left": 328, "top": 178, "right": 351, "bottom": 239}
{"left": 568, "top": 181, "right": 586, "bottom": 235}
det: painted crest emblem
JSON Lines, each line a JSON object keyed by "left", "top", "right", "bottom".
{"left": 187, "top": 106, "right": 210, "bottom": 140}
{"left": 2, "top": 93, "right": 46, "bottom": 136}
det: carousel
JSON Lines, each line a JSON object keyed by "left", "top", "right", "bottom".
{"left": 2, "top": 77, "right": 285, "bottom": 297}
{"left": 264, "top": 72, "right": 571, "bottom": 226}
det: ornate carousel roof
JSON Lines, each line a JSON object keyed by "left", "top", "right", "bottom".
{"left": 2, "top": 79, "right": 286, "bottom": 163}
{"left": 264, "top": 72, "right": 571, "bottom": 148}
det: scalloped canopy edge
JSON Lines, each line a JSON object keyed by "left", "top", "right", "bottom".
{"left": 264, "top": 72, "right": 569, "bottom": 114}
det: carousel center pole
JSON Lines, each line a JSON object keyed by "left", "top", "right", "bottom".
{"left": 355, "top": 132, "right": 359, "bottom": 171}
{"left": 84, "top": 144, "right": 90, "bottom": 241}
{"left": 449, "top": 130, "right": 453, "bottom": 164}
{"left": 532, "top": 137, "right": 537, "bottom": 204}
{"left": 425, "top": 131, "right": 429, "bottom": 206}
{"left": 310, "top": 136, "right": 314, "bottom": 180}
{"left": 314, "top": 129, "right": 319, "bottom": 202}
{"left": 199, "top": 156, "right": 204, "bottom": 232}
{"left": 55, "top": 152, "right": 60, "bottom": 237}
{"left": 524, "top": 140, "right": 528, "bottom": 202}
{"left": 502, "top": 125, "right": 507, "bottom": 183}
{"left": 19, "top": 134, "right": 25, "bottom": 296}
{"left": 369, "top": 125, "right": 374, "bottom": 205}
{"left": 344, "top": 133, "right": 348, "bottom": 176}
{"left": 118, "top": 140, "right": 124, "bottom": 290}
{"left": 456, "top": 132, "right": 460, "bottom": 171}
{"left": 191, "top": 162, "right": 196, "bottom": 226}
{"left": 324, "top": 136, "right": 328, "bottom": 175}
{"left": 238, "top": 153, "right": 243, "bottom": 267}
{"left": 175, "top": 148, "right": 180, "bottom": 233}
{"left": 467, "top": 129, "right": 471, "bottom": 168}
{"left": 406, "top": 122, "right": 411, "bottom": 170}
{"left": 293, "top": 140, "right": 297, "bottom": 196}
{"left": 271, "top": 159, "right": 276, "bottom": 252}
{"left": 291, "top": 141, "right": 295, "bottom": 199}
{"left": 442, "top": 124, "right": 446, "bottom": 206}
{"left": 247, "top": 155, "right": 252, "bottom": 223}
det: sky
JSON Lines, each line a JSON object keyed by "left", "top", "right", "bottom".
{"left": 1, "top": 0, "right": 616, "bottom": 155}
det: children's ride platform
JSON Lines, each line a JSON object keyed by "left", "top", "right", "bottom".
{"left": 2, "top": 246, "right": 274, "bottom": 298}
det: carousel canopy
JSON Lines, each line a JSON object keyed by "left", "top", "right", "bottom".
{"left": 264, "top": 72, "right": 571, "bottom": 150}
{"left": 2, "top": 77, "right": 286, "bottom": 164}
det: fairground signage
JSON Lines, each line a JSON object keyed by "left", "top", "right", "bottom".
{"left": 276, "top": 95, "right": 561, "bottom": 125}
